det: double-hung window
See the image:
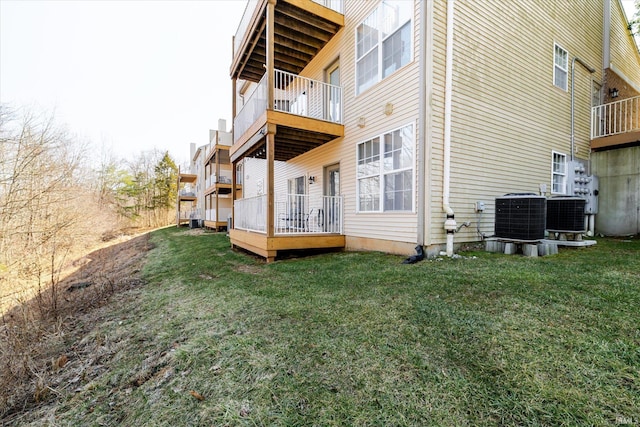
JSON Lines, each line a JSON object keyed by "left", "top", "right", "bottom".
{"left": 553, "top": 43, "right": 568, "bottom": 91}
{"left": 552, "top": 151, "right": 567, "bottom": 194}
{"left": 356, "top": 0, "right": 413, "bottom": 95}
{"left": 357, "top": 124, "right": 414, "bottom": 212}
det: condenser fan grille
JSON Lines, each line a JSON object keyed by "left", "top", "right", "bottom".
{"left": 546, "top": 197, "right": 586, "bottom": 232}
{"left": 495, "top": 194, "right": 546, "bottom": 241}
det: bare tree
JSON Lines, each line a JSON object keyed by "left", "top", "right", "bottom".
{"left": 0, "top": 105, "right": 88, "bottom": 316}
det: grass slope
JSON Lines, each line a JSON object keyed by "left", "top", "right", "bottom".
{"left": 16, "top": 228, "right": 640, "bottom": 426}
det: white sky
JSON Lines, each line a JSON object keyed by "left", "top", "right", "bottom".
{"left": 0, "top": 0, "right": 247, "bottom": 166}
{"left": 1, "top": 0, "right": 637, "bottom": 166}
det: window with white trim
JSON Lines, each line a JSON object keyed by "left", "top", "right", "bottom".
{"left": 357, "top": 124, "right": 414, "bottom": 212}
{"left": 552, "top": 151, "right": 567, "bottom": 194}
{"left": 553, "top": 43, "right": 568, "bottom": 91}
{"left": 356, "top": 0, "right": 413, "bottom": 95}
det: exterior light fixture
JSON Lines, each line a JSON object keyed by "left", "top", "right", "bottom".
{"left": 308, "top": 176, "right": 316, "bottom": 184}
{"left": 609, "top": 87, "right": 619, "bottom": 98}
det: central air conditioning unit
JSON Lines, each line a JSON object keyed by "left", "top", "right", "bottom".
{"left": 494, "top": 194, "right": 546, "bottom": 241}
{"left": 546, "top": 196, "right": 586, "bottom": 233}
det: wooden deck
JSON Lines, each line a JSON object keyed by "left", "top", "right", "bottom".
{"left": 591, "top": 129, "right": 640, "bottom": 150}
{"left": 229, "top": 228, "right": 345, "bottom": 262}
{"left": 204, "top": 220, "right": 228, "bottom": 231}
{"left": 230, "top": 110, "right": 344, "bottom": 163}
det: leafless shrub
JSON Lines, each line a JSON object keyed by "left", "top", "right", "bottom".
{"left": 0, "top": 105, "right": 155, "bottom": 420}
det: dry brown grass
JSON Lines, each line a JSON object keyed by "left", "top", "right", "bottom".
{"left": 0, "top": 230, "right": 154, "bottom": 423}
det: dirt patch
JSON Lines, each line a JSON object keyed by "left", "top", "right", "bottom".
{"left": 0, "top": 232, "right": 154, "bottom": 424}
{"left": 234, "top": 264, "right": 263, "bottom": 275}
{"left": 176, "top": 227, "right": 207, "bottom": 236}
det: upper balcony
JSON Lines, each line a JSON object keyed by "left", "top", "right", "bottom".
{"left": 591, "top": 95, "right": 640, "bottom": 150}
{"left": 231, "top": 69, "right": 344, "bottom": 162}
{"left": 177, "top": 172, "right": 197, "bottom": 201}
{"left": 231, "top": 0, "right": 344, "bottom": 83}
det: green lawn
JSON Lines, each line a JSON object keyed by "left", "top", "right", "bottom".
{"left": 46, "top": 228, "right": 640, "bottom": 426}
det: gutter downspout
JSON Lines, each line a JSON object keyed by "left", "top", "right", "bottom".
{"left": 417, "top": 0, "right": 427, "bottom": 246}
{"left": 443, "top": 0, "right": 457, "bottom": 256}
{"left": 570, "top": 57, "right": 596, "bottom": 162}
{"left": 603, "top": 0, "right": 610, "bottom": 72}
{"left": 570, "top": 56, "right": 596, "bottom": 237}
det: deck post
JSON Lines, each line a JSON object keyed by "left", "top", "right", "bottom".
{"left": 266, "top": 0, "right": 276, "bottom": 239}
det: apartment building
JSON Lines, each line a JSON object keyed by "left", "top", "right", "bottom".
{"left": 176, "top": 120, "right": 234, "bottom": 229}
{"left": 203, "top": 121, "right": 236, "bottom": 231}
{"left": 176, "top": 168, "right": 198, "bottom": 227}
{"left": 227, "top": 0, "right": 640, "bottom": 262}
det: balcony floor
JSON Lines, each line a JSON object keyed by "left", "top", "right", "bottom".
{"left": 232, "top": 0, "right": 343, "bottom": 82}
{"left": 229, "top": 228, "right": 345, "bottom": 262}
{"left": 591, "top": 130, "right": 640, "bottom": 150}
{"left": 232, "top": 110, "right": 344, "bottom": 162}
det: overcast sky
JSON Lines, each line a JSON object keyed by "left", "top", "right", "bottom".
{"left": 1, "top": 0, "right": 637, "bottom": 167}
{"left": 0, "top": 0, "right": 246, "bottom": 166}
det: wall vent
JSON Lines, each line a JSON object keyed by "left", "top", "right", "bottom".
{"left": 495, "top": 194, "right": 546, "bottom": 241}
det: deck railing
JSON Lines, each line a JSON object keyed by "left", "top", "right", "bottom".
{"left": 178, "top": 209, "right": 200, "bottom": 220}
{"left": 206, "top": 173, "right": 233, "bottom": 188}
{"left": 234, "top": 195, "right": 267, "bottom": 233}
{"left": 234, "top": 73, "right": 268, "bottom": 143}
{"left": 591, "top": 95, "right": 640, "bottom": 139}
{"left": 234, "top": 194, "right": 343, "bottom": 235}
{"left": 275, "top": 194, "right": 343, "bottom": 234}
{"left": 234, "top": 69, "right": 343, "bottom": 143}
{"left": 233, "top": 0, "right": 343, "bottom": 57}
{"left": 205, "top": 208, "right": 232, "bottom": 222}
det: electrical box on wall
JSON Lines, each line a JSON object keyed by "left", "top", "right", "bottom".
{"left": 584, "top": 175, "right": 599, "bottom": 214}
{"left": 475, "top": 201, "right": 485, "bottom": 212}
{"left": 567, "top": 160, "right": 599, "bottom": 214}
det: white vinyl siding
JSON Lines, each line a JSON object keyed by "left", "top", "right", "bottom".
{"left": 552, "top": 151, "right": 567, "bottom": 194}
{"left": 281, "top": 0, "right": 420, "bottom": 248}
{"left": 427, "top": 1, "right": 603, "bottom": 245}
{"left": 356, "top": 0, "right": 413, "bottom": 95}
{"left": 609, "top": 0, "right": 640, "bottom": 83}
{"left": 357, "top": 124, "right": 414, "bottom": 212}
{"left": 553, "top": 43, "right": 568, "bottom": 91}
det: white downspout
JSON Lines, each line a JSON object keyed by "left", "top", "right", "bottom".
{"left": 443, "top": 0, "right": 457, "bottom": 256}
{"left": 416, "top": 0, "right": 427, "bottom": 246}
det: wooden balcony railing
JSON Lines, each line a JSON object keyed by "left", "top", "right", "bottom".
{"left": 591, "top": 96, "right": 640, "bottom": 139}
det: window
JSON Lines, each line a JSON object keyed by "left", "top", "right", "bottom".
{"left": 553, "top": 43, "right": 568, "bottom": 91}
{"left": 326, "top": 60, "right": 341, "bottom": 122}
{"left": 552, "top": 151, "right": 567, "bottom": 194}
{"left": 357, "top": 124, "right": 414, "bottom": 212}
{"left": 235, "top": 161, "right": 243, "bottom": 185}
{"left": 356, "top": 0, "right": 413, "bottom": 95}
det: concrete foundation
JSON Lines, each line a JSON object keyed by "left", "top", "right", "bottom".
{"left": 591, "top": 146, "right": 640, "bottom": 236}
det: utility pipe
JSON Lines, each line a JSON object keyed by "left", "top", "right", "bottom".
{"left": 416, "top": 0, "right": 427, "bottom": 246}
{"left": 603, "top": 0, "right": 610, "bottom": 72}
{"left": 570, "top": 57, "right": 596, "bottom": 161}
{"left": 443, "top": 0, "right": 457, "bottom": 256}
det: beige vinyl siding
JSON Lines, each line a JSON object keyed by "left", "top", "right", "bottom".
{"left": 242, "top": 158, "right": 302, "bottom": 199}
{"left": 610, "top": 0, "right": 640, "bottom": 82}
{"left": 428, "top": 0, "right": 603, "bottom": 245}
{"left": 290, "top": 0, "right": 421, "bottom": 247}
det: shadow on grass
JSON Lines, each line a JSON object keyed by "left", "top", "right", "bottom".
{"left": 0, "top": 232, "right": 153, "bottom": 423}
